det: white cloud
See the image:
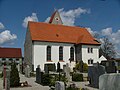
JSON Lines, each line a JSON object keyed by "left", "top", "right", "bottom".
{"left": 45, "top": 8, "right": 90, "bottom": 26}
{"left": 86, "top": 27, "right": 97, "bottom": 36}
{"left": 101, "top": 28, "right": 120, "bottom": 44}
{"left": 86, "top": 27, "right": 120, "bottom": 57}
{"left": 22, "top": 13, "right": 39, "bottom": 28}
{"left": 0, "top": 30, "right": 17, "bottom": 44}
{"left": 0, "top": 22, "right": 5, "bottom": 29}
{"left": 101, "top": 28, "right": 112, "bottom": 36}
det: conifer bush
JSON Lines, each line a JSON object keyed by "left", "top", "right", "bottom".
{"left": 10, "top": 62, "right": 20, "bottom": 87}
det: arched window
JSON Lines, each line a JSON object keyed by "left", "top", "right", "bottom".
{"left": 88, "top": 58, "right": 93, "bottom": 64}
{"left": 88, "top": 47, "right": 90, "bottom": 53}
{"left": 59, "top": 46, "right": 63, "bottom": 61}
{"left": 70, "top": 47, "right": 74, "bottom": 61}
{"left": 47, "top": 46, "right": 51, "bottom": 61}
{"left": 91, "top": 48, "right": 93, "bottom": 53}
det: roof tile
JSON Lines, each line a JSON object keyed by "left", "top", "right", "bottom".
{"left": 28, "top": 21, "right": 100, "bottom": 45}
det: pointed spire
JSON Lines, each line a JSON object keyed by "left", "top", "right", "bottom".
{"left": 49, "top": 10, "right": 63, "bottom": 25}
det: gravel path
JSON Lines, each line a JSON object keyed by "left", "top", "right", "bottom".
{"left": 10, "top": 73, "right": 50, "bottom": 90}
{"left": 0, "top": 73, "right": 50, "bottom": 90}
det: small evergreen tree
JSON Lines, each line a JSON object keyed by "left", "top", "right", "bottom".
{"left": 10, "top": 62, "right": 20, "bottom": 87}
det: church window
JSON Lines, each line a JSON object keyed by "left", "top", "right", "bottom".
{"left": 70, "top": 47, "right": 74, "bottom": 61}
{"left": 88, "top": 47, "right": 90, "bottom": 53}
{"left": 59, "top": 46, "right": 63, "bottom": 61}
{"left": 88, "top": 47, "right": 93, "bottom": 53}
{"left": 88, "top": 59, "right": 93, "bottom": 64}
{"left": 47, "top": 46, "right": 51, "bottom": 61}
{"left": 91, "top": 48, "right": 93, "bottom": 53}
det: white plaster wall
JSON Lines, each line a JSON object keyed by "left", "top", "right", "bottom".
{"left": 82, "top": 45, "right": 99, "bottom": 65}
{"left": 33, "top": 41, "right": 75, "bottom": 71}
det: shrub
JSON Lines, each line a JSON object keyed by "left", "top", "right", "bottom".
{"left": 0, "top": 72, "right": 3, "bottom": 78}
{"left": 83, "top": 63, "right": 88, "bottom": 72}
{"left": 72, "top": 73, "right": 83, "bottom": 81}
{"left": 75, "top": 62, "right": 88, "bottom": 72}
{"left": 41, "top": 73, "right": 52, "bottom": 86}
{"left": 49, "top": 74, "right": 68, "bottom": 86}
{"left": 10, "top": 62, "right": 20, "bottom": 87}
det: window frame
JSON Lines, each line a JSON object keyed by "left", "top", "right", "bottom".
{"left": 59, "top": 46, "right": 63, "bottom": 61}
{"left": 47, "top": 46, "right": 51, "bottom": 61}
{"left": 70, "top": 47, "right": 74, "bottom": 61}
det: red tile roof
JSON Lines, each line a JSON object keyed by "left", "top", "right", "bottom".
{"left": 28, "top": 21, "right": 101, "bottom": 45}
{"left": 0, "top": 47, "right": 22, "bottom": 58}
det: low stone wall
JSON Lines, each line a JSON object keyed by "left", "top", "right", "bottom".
{"left": 99, "top": 73, "right": 120, "bottom": 90}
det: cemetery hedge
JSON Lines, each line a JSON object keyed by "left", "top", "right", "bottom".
{"left": 72, "top": 73, "right": 83, "bottom": 81}
{"left": 41, "top": 73, "right": 52, "bottom": 86}
{"left": 41, "top": 73, "right": 67, "bottom": 86}
{"left": 10, "top": 62, "right": 20, "bottom": 87}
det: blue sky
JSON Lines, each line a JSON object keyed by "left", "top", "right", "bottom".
{"left": 0, "top": 0, "right": 120, "bottom": 57}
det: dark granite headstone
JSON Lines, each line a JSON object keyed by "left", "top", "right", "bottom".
{"left": 101, "top": 61, "right": 117, "bottom": 73}
{"left": 88, "top": 63, "right": 106, "bottom": 88}
{"left": 36, "top": 65, "right": 41, "bottom": 84}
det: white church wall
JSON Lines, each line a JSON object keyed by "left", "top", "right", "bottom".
{"left": 82, "top": 45, "right": 99, "bottom": 65}
{"left": 33, "top": 41, "right": 75, "bottom": 71}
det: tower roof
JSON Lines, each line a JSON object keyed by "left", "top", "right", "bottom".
{"left": 49, "top": 10, "right": 63, "bottom": 25}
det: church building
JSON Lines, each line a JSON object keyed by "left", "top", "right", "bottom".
{"left": 24, "top": 11, "right": 101, "bottom": 71}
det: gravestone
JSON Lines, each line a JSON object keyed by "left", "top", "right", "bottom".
{"left": 5, "top": 69, "right": 10, "bottom": 90}
{"left": 36, "top": 65, "right": 41, "bottom": 84}
{"left": 101, "top": 61, "right": 117, "bottom": 73}
{"left": 3, "top": 66, "right": 10, "bottom": 90}
{"left": 55, "top": 81, "right": 65, "bottom": 90}
{"left": 25, "top": 65, "right": 30, "bottom": 78}
{"left": 64, "top": 63, "right": 72, "bottom": 82}
{"left": 44, "top": 64, "right": 49, "bottom": 74}
{"left": 88, "top": 63, "right": 106, "bottom": 88}
{"left": 63, "top": 65, "right": 66, "bottom": 73}
{"left": 99, "top": 73, "right": 120, "bottom": 90}
{"left": 106, "top": 61, "right": 117, "bottom": 73}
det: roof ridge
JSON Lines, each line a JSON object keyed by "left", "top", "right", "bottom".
{"left": 29, "top": 21, "right": 86, "bottom": 30}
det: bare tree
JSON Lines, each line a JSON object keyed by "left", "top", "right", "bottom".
{"left": 99, "top": 37, "right": 116, "bottom": 60}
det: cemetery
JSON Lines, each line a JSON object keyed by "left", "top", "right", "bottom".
{"left": 0, "top": 59, "right": 120, "bottom": 90}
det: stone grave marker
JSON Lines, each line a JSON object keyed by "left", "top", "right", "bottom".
{"left": 88, "top": 63, "right": 106, "bottom": 88}
{"left": 5, "top": 68, "right": 10, "bottom": 90}
{"left": 44, "top": 64, "right": 49, "bottom": 74}
{"left": 55, "top": 81, "right": 65, "bottom": 90}
{"left": 36, "top": 65, "right": 41, "bottom": 84}
{"left": 25, "top": 65, "right": 30, "bottom": 78}
{"left": 64, "top": 63, "right": 72, "bottom": 82}
{"left": 3, "top": 66, "right": 10, "bottom": 90}
{"left": 105, "top": 61, "right": 117, "bottom": 73}
{"left": 99, "top": 73, "right": 120, "bottom": 90}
